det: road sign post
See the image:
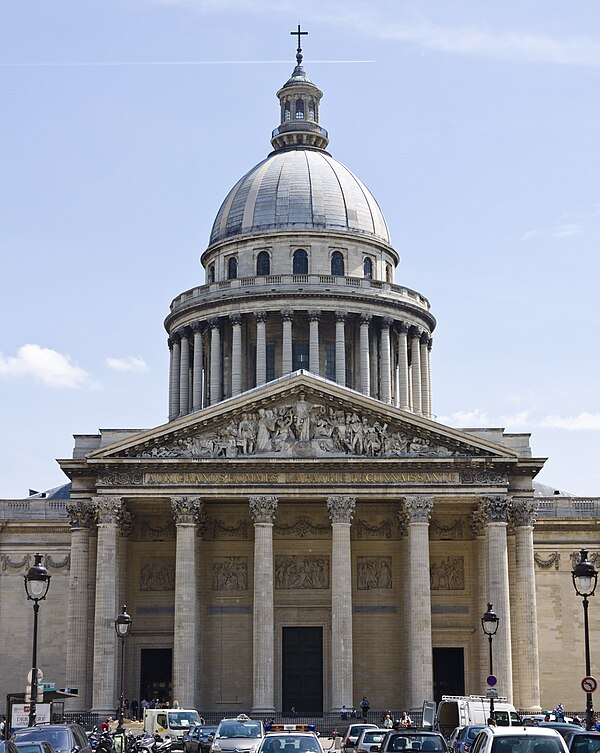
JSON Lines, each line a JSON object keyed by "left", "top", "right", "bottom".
{"left": 582, "top": 676, "right": 598, "bottom": 694}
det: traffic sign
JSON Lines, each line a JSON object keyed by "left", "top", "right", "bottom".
{"left": 487, "top": 675, "right": 497, "bottom": 687}
{"left": 27, "top": 669, "right": 43, "bottom": 683}
{"left": 486, "top": 688, "right": 499, "bottom": 699}
{"left": 582, "top": 676, "right": 598, "bottom": 693}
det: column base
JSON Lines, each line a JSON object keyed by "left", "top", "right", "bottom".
{"left": 251, "top": 706, "right": 276, "bottom": 715}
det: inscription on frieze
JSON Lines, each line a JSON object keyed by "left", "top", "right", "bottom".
{"left": 144, "top": 470, "right": 460, "bottom": 486}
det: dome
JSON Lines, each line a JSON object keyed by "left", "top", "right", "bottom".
{"left": 209, "top": 148, "right": 391, "bottom": 247}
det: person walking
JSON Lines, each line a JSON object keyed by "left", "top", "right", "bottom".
{"left": 360, "top": 697, "right": 370, "bottom": 720}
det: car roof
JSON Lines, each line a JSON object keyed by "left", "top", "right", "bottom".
{"left": 486, "top": 728, "right": 563, "bottom": 737}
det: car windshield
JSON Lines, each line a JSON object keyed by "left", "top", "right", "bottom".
{"left": 14, "top": 731, "right": 68, "bottom": 753}
{"left": 569, "top": 736, "right": 600, "bottom": 753}
{"left": 15, "top": 745, "right": 45, "bottom": 753}
{"left": 388, "top": 735, "right": 446, "bottom": 752}
{"left": 363, "top": 734, "right": 386, "bottom": 744}
{"left": 168, "top": 712, "right": 201, "bottom": 729}
{"left": 218, "top": 723, "right": 262, "bottom": 739}
{"left": 467, "top": 730, "right": 484, "bottom": 742}
{"left": 491, "top": 736, "right": 564, "bottom": 753}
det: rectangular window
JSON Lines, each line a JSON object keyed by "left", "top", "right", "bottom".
{"left": 292, "top": 343, "right": 309, "bottom": 371}
{"left": 266, "top": 344, "right": 276, "bottom": 382}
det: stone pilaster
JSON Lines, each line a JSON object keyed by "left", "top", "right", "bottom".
{"left": 420, "top": 332, "right": 430, "bottom": 418}
{"left": 209, "top": 318, "right": 222, "bottom": 405}
{"left": 309, "top": 310, "right": 320, "bottom": 376}
{"left": 404, "top": 495, "right": 434, "bottom": 710}
{"left": 91, "top": 496, "right": 123, "bottom": 714}
{"left": 380, "top": 317, "right": 392, "bottom": 404}
{"left": 359, "top": 313, "right": 371, "bottom": 396}
{"left": 480, "top": 495, "right": 513, "bottom": 703}
{"left": 255, "top": 312, "right": 267, "bottom": 385}
{"left": 169, "top": 334, "right": 181, "bottom": 421}
{"left": 335, "top": 311, "right": 347, "bottom": 386}
{"left": 470, "top": 506, "right": 489, "bottom": 685}
{"left": 171, "top": 496, "right": 203, "bottom": 708}
{"left": 230, "top": 314, "right": 242, "bottom": 397}
{"left": 398, "top": 322, "right": 410, "bottom": 410}
{"left": 65, "top": 501, "right": 94, "bottom": 709}
{"left": 281, "top": 310, "right": 293, "bottom": 375}
{"left": 250, "top": 495, "right": 278, "bottom": 714}
{"left": 410, "top": 327, "right": 422, "bottom": 415}
{"left": 327, "top": 495, "right": 356, "bottom": 711}
{"left": 510, "top": 499, "right": 540, "bottom": 710}
{"left": 426, "top": 338, "right": 433, "bottom": 417}
{"left": 192, "top": 323, "right": 203, "bottom": 410}
{"left": 179, "top": 327, "right": 190, "bottom": 416}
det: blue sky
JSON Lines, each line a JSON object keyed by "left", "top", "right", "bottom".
{"left": 1, "top": 0, "right": 599, "bottom": 498}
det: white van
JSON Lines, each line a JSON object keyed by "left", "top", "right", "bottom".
{"left": 433, "top": 696, "right": 522, "bottom": 737}
{"left": 143, "top": 708, "right": 202, "bottom": 748}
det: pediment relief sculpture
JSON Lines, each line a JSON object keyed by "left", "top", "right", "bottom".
{"left": 117, "top": 394, "right": 484, "bottom": 460}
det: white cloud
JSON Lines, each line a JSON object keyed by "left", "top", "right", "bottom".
{"left": 0, "top": 344, "right": 90, "bottom": 388}
{"left": 106, "top": 356, "right": 149, "bottom": 373}
{"left": 521, "top": 230, "right": 542, "bottom": 242}
{"left": 553, "top": 223, "right": 584, "bottom": 238}
{"left": 541, "top": 413, "right": 600, "bottom": 430}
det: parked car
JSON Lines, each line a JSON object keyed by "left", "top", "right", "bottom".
{"left": 11, "top": 725, "right": 91, "bottom": 753}
{"left": 537, "top": 726, "right": 584, "bottom": 741}
{"left": 373, "top": 730, "right": 450, "bottom": 753}
{"left": 450, "top": 727, "right": 485, "bottom": 753}
{"left": 0, "top": 741, "right": 21, "bottom": 753}
{"left": 469, "top": 725, "right": 569, "bottom": 753}
{"left": 342, "top": 725, "right": 379, "bottom": 753}
{"left": 355, "top": 730, "right": 388, "bottom": 753}
{"left": 14, "top": 742, "right": 58, "bottom": 753}
{"left": 256, "top": 731, "right": 322, "bottom": 753}
{"left": 184, "top": 727, "right": 218, "bottom": 753}
{"left": 210, "top": 715, "right": 264, "bottom": 753}
{"left": 562, "top": 731, "right": 600, "bottom": 753}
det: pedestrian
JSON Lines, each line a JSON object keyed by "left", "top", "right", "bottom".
{"left": 487, "top": 718, "right": 496, "bottom": 727}
{"left": 360, "top": 697, "right": 370, "bottom": 719}
{"left": 173, "top": 700, "right": 180, "bottom": 709}
{"left": 400, "top": 712, "right": 412, "bottom": 728}
{"left": 130, "top": 700, "right": 139, "bottom": 721}
{"left": 383, "top": 715, "right": 393, "bottom": 729}
{"left": 543, "top": 714, "right": 551, "bottom": 723}
{"left": 555, "top": 704, "right": 564, "bottom": 723}
{"left": 341, "top": 706, "right": 348, "bottom": 721}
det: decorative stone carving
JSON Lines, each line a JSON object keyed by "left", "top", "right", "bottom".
{"left": 140, "top": 559, "right": 176, "bottom": 591}
{"left": 357, "top": 556, "right": 392, "bottom": 590}
{"left": 480, "top": 495, "right": 511, "bottom": 524}
{"left": 430, "top": 517, "right": 465, "bottom": 540}
{"left": 275, "top": 555, "right": 329, "bottom": 589}
{"left": 335, "top": 311, "right": 347, "bottom": 323}
{"left": 396, "top": 509, "right": 409, "bottom": 537}
{"left": 212, "top": 557, "right": 248, "bottom": 590}
{"left": 360, "top": 313, "right": 372, "bottom": 325}
{"left": 460, "top": 470, "right": 507, "bottom": 485}
{"left": 0, "top": 553, "right": 32, "bottom": 572}
{"left": 46, "top": 554, "right": 71, "bottom": 570}
{"left": 308, "top": 310, "right": 321, "bottom": 322}
{"left": 327, "top": 495, "right": 356, "bottom": 524}
{"left": 510, "top": 499, "right": 538, "bottom": 527}
{"left": 281, "top": 309, "right": 294, "bottom": 321}
{"left": 207, "top": 518, "right": 251, "bottom": 540}
{"left": 66, "top": 501, "right": 94, "bottom": 529}
{"left": 93, "top": 496, "right": 124, "bottom": 525}
{"left": 404, "top": 495, "right": 434, "bottom": 523}
{"left": 570, "top": 551, "right": 600, "bottom": 569}
{"left": 171, "top": 496, "right": 203, "bottom": 525}
{"left": 430, "top": 556, "right": 465, "bottom": 590}
{"left": 534, "top": 552, "right": 561, "bottom": 570}
{"left": 249, "top": 495, "right": 278, "bottom": 524}
{"left": 254, "top": 311, "right": 267, "bottom": 323}
{"left": 470, "top": 507, "right": 487, "bottom": 537}
{"left": 397, "top": 321, "right": 409, "bottom": 335}
{"left": 229, "top": 313, "right": 242, "bottom": 326}
{"left": 354, "top": 519, "right": 393, "bottom": 539}
{"left": 134, "top": 518, "right": 176, "bottom": 541}
{"left": 274, "top": 517, "right": 330, "bottom": 538}
{"left": 96, "top": 470, "right": 144, "bottom": 487}
{"left": 119, "top": 507, "right": 134, "bottom": 537}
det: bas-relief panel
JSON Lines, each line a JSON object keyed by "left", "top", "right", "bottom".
{"left": 140, "top": 558, "right": 176, "bottom": 591}
{"left": 275, "top": 555, "right": 329, "bottom": 589}
{"left": 429, "top": 555, "right": 465, "bottom": 590}
{"left": 357, "top": 556, "right": 392, "bottom": 590}
{"left": 212, "top": 557, "right": 248, "bottom": 591}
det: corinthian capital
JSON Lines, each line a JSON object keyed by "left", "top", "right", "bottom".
{"left": 171, "top": 496, "right": 203, "bottom": 525}
{"left": 480, "top": 495, "right": 511, "bottom": 524}
{"left": 404, "top": 495, "right": 434, "bottom": 523}
{"left": 327, "top": 495, "right": 356, "bottom": 524}
{"left": 249, "top": 495, "right": 278, "bottom": 524}
{"left": 66, "top": 501, "right": 94, "bottom": 529}
{"left": 510, "top": 498, "right": 538, "bottom": 528}
{"left": 93, "top": 496, "right": 124, "bottom": 525}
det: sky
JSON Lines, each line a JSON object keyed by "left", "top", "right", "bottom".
{"left": 1, "top": 0, "right": 599, "bottom": 498}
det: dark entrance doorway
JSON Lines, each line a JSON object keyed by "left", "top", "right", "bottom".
{"left": 433, "top": 647, "right": 465, "bottom": 701}
{"left": 140, "top": 648, "right": 173, "bottom": 705}
{"left": 282, "top": 627, "right": 323, "bottom": 714}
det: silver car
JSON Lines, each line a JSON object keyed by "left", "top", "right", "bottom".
{"left": 210, "top": 715, "right": 264, "bottom": 753}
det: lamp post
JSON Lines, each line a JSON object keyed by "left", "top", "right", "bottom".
{"left": 24, "top": 553, "right": 51, "bottom": 728}
{"left": 114, "top": 605, "right": 132, "bottom": 734}
{"left": 572, "top": 549, "right": 598, "bottom": 731}
{"left": 481, "top": 603, "right": 499, "bottom": 721}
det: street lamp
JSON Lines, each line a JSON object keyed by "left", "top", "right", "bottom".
{"left": 481, "top": 603, "right": 499, "bottom": 721}
{"left": 114, "top": 605, "right": 132, "bottom": 734}
{"left": 24, "top": 553, "right": 51, "bottom": 728}
{"left": 572, "top": 549, "right": 598, "bottom": 731}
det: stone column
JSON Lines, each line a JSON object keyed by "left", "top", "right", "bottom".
{"left": 359, "top": 313, "right": 371, "bottom": 396}
{"left": 281, "top": 310, "right": 294, "bottom": 375}
{"left": 380, "top": 317, "right": 392, "bottom": 404}
{"left": 404, "top": 495, "right": 434, "bottom": 710}
{"left": 309, "top": 310, "right": 321, "bottom": 376}
{"left": 398, "top": 323, "right": 410, "bottom": 411}
{"left": 510, "top": 499, "right": 541, "bottom": 710}
{"left": 420, "top": 333, "right": 430, "bottom": 418}
{"left": 255, "top": 312, "right": 267, "bottom": 386}
{"left": 426, "top": 338, "right": 433, "bottom": 417}
{"left": 171, "top": 496, "right": 203, "bottom": 709}
{"left": 410, "top": 327, "right": 422, "bottom": 414}
{"left": 168, "top": 338, "right": 175, "bottom": 420}
{"left": 335, "top": 311, "right": 347, "bottom": 386}
{"left": 230, "top": 314, "right": 242, "bottom": 396}
{"left": 91, "top": 496, "right": 123, "bottom": 714}
{"left": 209, "top": 318, "right": 221, "bottom": 405}
{"left": 327, "top": 495, "right": 356, "bottom": 711}
{"left": 471, "top": 507, "right": 489, "bottom": 685}
{"left": 250, "top": 495, "right": 278, "bottom": 714}
{"left": 65, "top": 501, "right": 94, "bottom": 709}
{"left": 480, "top": 495, "right": 514, "bottom": 703}
{"left": 169, "top": 334, "right": 181, "bottom": 421}
{"left": 192, "top": 323, "right": 204, "bottom": 410}
{"left": 179, "top": 327, "right": 191, "bottom": 416}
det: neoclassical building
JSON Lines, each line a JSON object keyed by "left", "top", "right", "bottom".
{"left": 1, "top": 42, "right": 599, "bottom": 718}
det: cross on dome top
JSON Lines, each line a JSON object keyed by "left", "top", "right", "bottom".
{"left": 290, "top": 24, "right": 308, "bottom": 65}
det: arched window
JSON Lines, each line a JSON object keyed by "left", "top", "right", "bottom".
{"left": 308, "top": 99, "right": 315, "bottom": 120}
{"left": 207, "top": 264, "right": 215, "bottom": 284}
{"left": 293, "top": 249, "right": 309, "bottom": 275}
{"left": 363, "top": 257, "right": 373, "bottom": 279}
{"left": 295, "top": 99, "right": 305, "bottom": 120}
{"left": 331, "top": 251, "right": 345, "bottom": 276}
{"left": 256, "top": 250, "right": 270, "bottom": 276}
{"left": 284, "top": 101, "right": 291, "bottom": 121}
{"left": 227, "top": 256, "right": 238, "bottom": 280}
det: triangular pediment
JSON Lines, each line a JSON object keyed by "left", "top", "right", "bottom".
{"left": 89, "top": 373, "right": 517, "bottom": 463}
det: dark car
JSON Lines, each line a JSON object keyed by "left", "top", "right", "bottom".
{"left": 374, "top": 730, "right": 449, "bottom": 753}
{"left": 450, "top": 727, "right": 485, "bottom": 753}
{"left": 14, "top": 742, "right": 58, "bottom": 753}
{"left": 562, "top": 731, "right": 600, "bottom": 753}
{"left": 11, "top": 724, "right": 91, "bottom": 753}
{"left": 184, "top": 727, "right": 218, "bottom": 753}
{"left": 537, "top": 726, "right": 585, "bottom": 742}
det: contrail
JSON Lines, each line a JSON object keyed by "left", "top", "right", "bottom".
{"left": 0, "top": 59, "right": 375, "bottom": 67}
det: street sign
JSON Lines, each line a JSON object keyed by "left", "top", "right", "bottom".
{"left": 42, "top": 682, "right": 56, "bottom": 691}
{"left": 487, "top": 675, "right": 497, "bottom": 687}
{"left": 582, "top": 676, "right": 598, "bottom": 693}
{"left": 486, "top": 688, "right": 499, "bottom": 699}
{"left": 26, "top": 669, "right": 43, "bottom": 683}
